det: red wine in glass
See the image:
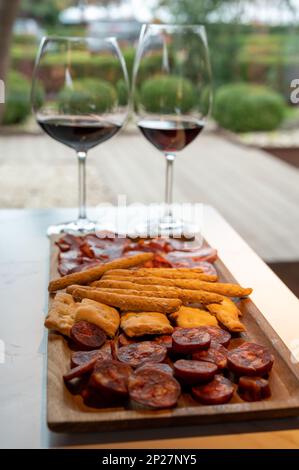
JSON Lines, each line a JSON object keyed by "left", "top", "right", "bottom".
{"left": 31, "top": 36, "right": 129, "bottom": 235}
{"left": 138, "top": 119, "right": 204, "bottom": 152}
{"left": 133, "top": 24, "right": 212, "bottom": 236}
{"left": 38, "top": 117, "right": 121, "bottom": 152}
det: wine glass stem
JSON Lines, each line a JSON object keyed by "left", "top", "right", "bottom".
{"left": 77, "top": 151, "right": 87, "bottom": 220}
{"left": 164, "top": 152, "right": 175, "bottom": 218}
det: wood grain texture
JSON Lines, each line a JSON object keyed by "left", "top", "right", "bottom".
{"left": 47, "top": 237, "right": 299, "bottom": 433}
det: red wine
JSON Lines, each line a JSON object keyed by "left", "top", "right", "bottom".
{"left": 37, "top": 117, "right": 120, "bottom": 151}
{"left": 138, "top": 119, "right": 204, "bottom": 152}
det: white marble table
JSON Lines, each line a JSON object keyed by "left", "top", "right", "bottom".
{"left": 1, "top": 207, "right": 299, "bottom": 449}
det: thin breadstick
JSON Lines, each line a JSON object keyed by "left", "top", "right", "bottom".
{"left": 103, "top": 271, "right": 217, "bottom": 282}
{"left": 92, "top": 279, "right": 223, "bottom": 304}
{"left": 48, "top": 253, "right": 153, "bottom": 292}
{"left": 71, "top": 287, "right": 182, "bottom": 314}
{"left": 103, "top": 268, "right": 207, "bottom": 279}
{"left": 100, "top": 276, "right": 251, "bottom": 297}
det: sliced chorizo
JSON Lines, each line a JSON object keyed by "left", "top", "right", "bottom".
{"left": 172, "top": 327, "right": 211, "bottom": 355}
{"left": 238, "top": 376, "right": 271, "bottom": 401}
{"left": 174, "top": 359, "right": 217, "bottom": 385}
{"left": 116, "top": 341, "right": 167, "bottom": 368}
{"left": 227, "top": 342, "right": 274, "bottom": 376}
{"left": 136, "top": 362, "right": 173, "bottom": 375}
{"left": 192, "top": 375, "right": 234, "bottom": 405}
{"left": 70, "top": 320, "right": 106, "bottom": 350}
{"left": 202, "top": 326, "right": 231, "bottom": 347}
{"left": 89, "top": 359, "right": 132, "bottom": 400}
{"left": 128, "top": 368, "right": 181, "bottom": 409}
{"left": 192, "top": 345, "right": 228, "bottom": 370}
{"left": 71, "top": 349, "right": 110, "bottom": 368}
{"left": 63, "top": 356, "right": 98, "bottom": 382}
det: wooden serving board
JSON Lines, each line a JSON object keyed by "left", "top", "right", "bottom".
{"left": 47, "top": 237, "right": 299, "bottom": 433}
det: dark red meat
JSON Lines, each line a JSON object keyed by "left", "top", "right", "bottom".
{"left": 227, "top": 342, "right": 274, "bottom": 377}
{"left": 192, "top": 375, "right": 234, "bottom": 405}
{"left": 70, "top": 321, "right": 106, "bottom": 351}
{"left": 128, "top": 368, "right": 181, "bottom": 409}
{"left": 172, "top": 327, "right": 211, "bottom": 355}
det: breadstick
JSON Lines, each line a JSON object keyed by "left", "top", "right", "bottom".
{"left": 103, "top": 271, "right": 217, "bottom": 282}
{"left": 103, "top": 268, "right": 208, "bottom": 279}
{"left": 207, "top": 298, "right": 245, "bottom": 332}
{"left": 48, "top": 253, "right": 153, "bottom": 292}
{"left": 100, "top": 275, "right": 250, "bottom": 297}
{"left": 71, "top": 287, "right": 182, "bottom": 314}
{"left": 93, "top": 279, "right": 223, "bottom": 304}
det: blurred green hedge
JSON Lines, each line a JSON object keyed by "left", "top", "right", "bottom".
{"left": 139, "top": 75, "right": 196, "bottom": 114}
{"left": 58, "top": 78, "right": 117, "bottom": 114}
{"left": 213, "top": 83, "right": 286, "bottom": 133}
{"left": 3, "top": 70, "right": 43, "bottom": 125}
{"left": 3, "top": 71, "right": 31, "bottom": 125}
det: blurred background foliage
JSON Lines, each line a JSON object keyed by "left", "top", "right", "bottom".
{"left": 1, "top": 0, "right": 299, "bottom": 132}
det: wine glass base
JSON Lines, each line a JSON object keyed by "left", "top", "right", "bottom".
{"left": 47, "top": 219, "right": 101, "bottom": 236}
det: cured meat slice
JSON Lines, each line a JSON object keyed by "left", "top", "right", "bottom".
{"left": 71, "top": 349, "right": 110, "bottom": 368}
{"left": 174, "top": 359, "right": 217, "bottom": 385}
{"left": 238, "top": 376, "right": 271, "bottom": 401}
{"left": 136, "top": 362, "right": 173, "bottom": 375}
{"left": 227, "top": 342, "right": 274, "bottom": 376}
{"left": 201, "top": 326, "right": 231, "bottom": 347}
{"left": 192, "top": 375, "right": 234, "bottom": 405}
{"left": 128, "top": 368, "right": 181, "bottom": 409}
{"left": 172, "top": 327, "right": 211, "bottom": 354}
{"left": 70, "top": 320, "right": 106, "bottom": 350}
{"left": 89, "top": 359, "right": 132, "bottom": 399}
{"left": 192, "top": 345, "right": 228, "bottom": 370}
{"left": 117, "top": 341, "right": 167, "bottom": 368}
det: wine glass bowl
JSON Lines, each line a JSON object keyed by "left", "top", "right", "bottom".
{"left": 133, "top": 24, "right": 212, "bottom": 235}
{"left": 31, "top": 36, "right": 130, "bottom": 235}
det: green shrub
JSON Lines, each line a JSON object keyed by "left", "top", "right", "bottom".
{"left": 123, "top": 48, "right": 135, "bottom": 78}
{"left": 116, "top": 79, "right": 129, "bottom": 106}
{"left": 3, "top": 71, "right": 32, "bottom": 125}
{"left": 58, "top": 78, "right": 117, "bottom": 114}
{"left": 140, "top": 75, "right": 196, "bottom": 114}
{"left": 213, "top": 83, "right": 285, "bottom": 133}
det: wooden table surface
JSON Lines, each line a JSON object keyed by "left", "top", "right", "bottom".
{"left": 1, "top": 206, "right": 299, "bottom": 449}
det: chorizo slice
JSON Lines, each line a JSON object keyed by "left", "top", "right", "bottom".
{"left": 172, "top": 327, "right": 211, "bottom": 354}
{"left": 192, "top": 345, "right": 228, "bottom": 370}
{"left": 70, "top": 320, "right": 106, "bottom": 350}
{"left": 71, "top": 349, "right": 110, "bottom": 368}
{"left": 63, "top": 356, "right": 98, "bottom": 382}
{"left": 238, "top": 376, "right": 271, "bottom": 401}
{"left": 192, "top": 375, "right": 234, "bottom": 405}
{"left": 116, "top": 341, "right": 167, "bottom": 368}
{"left": 128, "top": 368, "right": 181, "bottom": 409}
{"left": 89, "top": 359, "right": 132, "bottom": 399}
{"left": 227, "top": 342, "right": 274, "bottom": 376}
{"left": 136, "top": 362, "right": 173, "bottom": 375}
{"left": 174, "top": 359, "right": 217, "bottom": 385}
{"left": 202, "top": 326, "right": 231, "bottom": 347}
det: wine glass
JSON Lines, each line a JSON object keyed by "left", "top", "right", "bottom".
{"left": 132, "top": 24, "right": 212, "bottom": 236}
{"left": 31, "top": 36, "right": 130, "bottom": 235}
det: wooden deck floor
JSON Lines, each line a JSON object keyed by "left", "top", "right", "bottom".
{"left": 1, "top": 130, "right": 299, "bottom": 262}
